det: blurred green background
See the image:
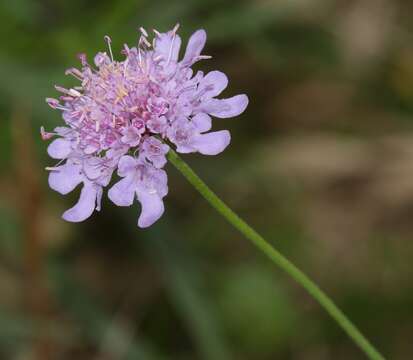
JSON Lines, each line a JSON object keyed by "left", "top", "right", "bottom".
{"left": 1, "top": 0, "right": 413, "bottom": 359}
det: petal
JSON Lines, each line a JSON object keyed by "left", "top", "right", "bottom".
{"left": 47, "top": 138, "right": 72, "bottom": 159}
{"left": 108, "top": 176, "right": 136, "bottom": 207}
{"left": 83, "top": 157, "right": 104, "bottom": 180}
{"left": 192, "top": 113, "right": 211, "bottom": 133}
{"left": 192, "top": 130, "right": 231, "bottom": 155}
{"left": 203, "top": 94, "right": 249, "bottom": 118}
{"left": 198, "top": 71, "right": 228, "bottom": 99}
{"left": 62, "top": 184, "right": 98, "bottom": 222}
{"left": 182, "top": 29, "right": 207, "bottom": 64}
{"left": 48, "top": 163, "right": 83, "bottom": 195}
{"left": 117, "top": 155, "right": 137, "bottom": 177}
{"left": 176, "top": 145, "right": 196, "bottom": 154}
{"left": 54, "top": 127, "right": 72, "bottom": 136}
{"left": 155, "top": 32, "right": 181, "bottom": 62}
{"left": 136, "top": 192, "right": 165, "bottom": 228}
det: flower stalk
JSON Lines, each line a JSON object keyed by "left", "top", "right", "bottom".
{"left": 167, "top": 148, "right": 385, "bottom": 360}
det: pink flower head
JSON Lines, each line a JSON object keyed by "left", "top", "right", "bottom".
{"left": 43, "top": 25, "right": 248, "bottom": 228}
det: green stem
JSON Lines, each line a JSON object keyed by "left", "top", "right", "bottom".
{"left": 167, "top": 148, "right": 385, "bottom": 360}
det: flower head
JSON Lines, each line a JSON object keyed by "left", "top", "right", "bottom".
{"left": 43, "top": 25, "right": 248, "bottom": 228}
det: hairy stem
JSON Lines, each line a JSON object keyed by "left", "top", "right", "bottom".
{"left": 167, "top": 149, "right": 385, "bottom": 360}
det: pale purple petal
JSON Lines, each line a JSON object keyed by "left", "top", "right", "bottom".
{"left": 84, "top": 144, "right": 99, "bottom": 155}
{"left": 141, "top": 137, "right": 169, "bottom": 168}
{"left": 175, "top": 145, "right": 195, "bottom": 153}
{"left": 192, "top": 113, "right": 211, "bottom": 133}
{"left": 147, "top": 116, "right": 168, "bottom": 134}
{"left": 136, "top": 191, "right": 164, "bottom": 228}
{"left": 62, "top": 184, "right": 98, "bottom": 222}
{"left": 202, "top": 94, "right": 249, "bottom": 118}
{"left": 121, "top": 126, "right": 141, "bottom": 147}
{"left": 108, "top": 176, "right": 136, "bottom": 207}
{"left": 155, "top": 32, "right": 181, "bottom": 62}
{"left": 192, "top": 130, "right": 231, "bottom": 155}
{"left": 47, "top": 139, "right": 72, "bottom": 159}
{"left": 83, "top": 157, "right": 105, "bottom": 181}
{"left": 198, "top": 71, "right": 228, "bottom": 99}
{"left": 117, "top": 156, "right": 138, "bottom": 177}
{"left": 48, "top": 163, "right": 83, "bottom": 195}
{"left": 182, "top": 29, "right": 206, "bottom": 65}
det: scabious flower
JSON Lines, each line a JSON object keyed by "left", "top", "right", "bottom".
{"left": 43, "top": 24, "right": 248, "bottom": 228}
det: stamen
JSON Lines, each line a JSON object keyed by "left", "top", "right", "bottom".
{"left": 104, "top": 35, "right": 114, "bottom": 61}
{"left": 46, "top": 97, "right": 60, "bottom": 109}
{"left": 45, "top": 166, "right": 60, "bottom": 171}
{"left": 138, "top": 48, "right": 143, "bottom": 67}
{"left": 54, "top": 85, "right": 70, "bottom": 94}
{"left": 65, "top": 68, "right": 84, "bottom": 80}
{"left": 172, "top": 23, "right": 180, "bottom": 34}
{"left": 139, "top": 35, "right": 151, "bottom": 48}
{"left": 77, "top": 53, "right": 88, "bottom": 66}
{"left": 69, "top": 88, "right": 82, "bottom": 97}
{"left": 40, "top": 126, "right": 55, "bottom": 140}
{"left": 122, "top": 44, "right": 130, "bottom": 56}
{"left": 167, "top": 24, "right": 180, "bottom": 65}
{"left": 167, "top": 34, "right": 176, "bottom": 65}
{"left": 59, "top": 96, "right": 74, "bottom": 103}
{"left": 139, "top": 27, "right": 148, "bottom": 37}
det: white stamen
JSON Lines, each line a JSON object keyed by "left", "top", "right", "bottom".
{"left": 138, "top": 48, "right": 143, "bottom": 67}
{"left": 140, "top": 35, "right": 151, "bottom": 48}
{"left": 167, "top": 34, "right": 176, "bottom": 65}
{"left": 45, "top": 166, "right": 60, "bottom": 171}
{"left": 69, "top": 88, "right": 82, "bottom": 97}
{"left": 104, "top": 35, "right": 114, "bottom": 61}
{"left": 54, "top": 85, "right": 70, "bottom": 94}
{"left": 172, "top": 23, "right": 180, "bottom": 34}
{"left": 139, "top": 27, "right": 148, "bottom": 37}
{"left": 65, "top": 68, "right": 84, "bottom": 80}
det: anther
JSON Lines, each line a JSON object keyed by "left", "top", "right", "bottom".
{"left": 45, "top": 166, "right": 60, "bottom": 171}
{"left": 77, "top": 53, "right": 88, "bottom": 66}
{"left": 172, "top": 23, "right": 180, "bottom": 34}
{"left": 65, "top": 68, "right": 84, "bottom": 80}
{"left": 69, "top": 88, "right": 82, "bottom": 97}
{"left": 46, "top": 97, "right": 60, "bottom": 109}
{"left": 139, "top": 27, "right": 148, "bottom": 37}
{"left": 40, "top": 126, "right": 55, "bottom": 140}
{"left": 139, "top": 35, "right": 151, "bottom": 48}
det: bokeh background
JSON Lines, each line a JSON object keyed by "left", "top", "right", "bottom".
{"left": 1, "top": 0, "right": 413, "bottom": 359}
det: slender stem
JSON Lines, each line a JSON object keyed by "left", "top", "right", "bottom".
{"left": 167, "top": 149, "right": 385, "bottom": 360}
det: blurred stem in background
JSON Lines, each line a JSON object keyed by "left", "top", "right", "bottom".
{"left": 167, "top": 148, "right": 386, "bottom": 360}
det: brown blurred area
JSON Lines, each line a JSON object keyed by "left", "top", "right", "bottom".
{"left": 1, "top": 0, "right": 413, "bottom": 359}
